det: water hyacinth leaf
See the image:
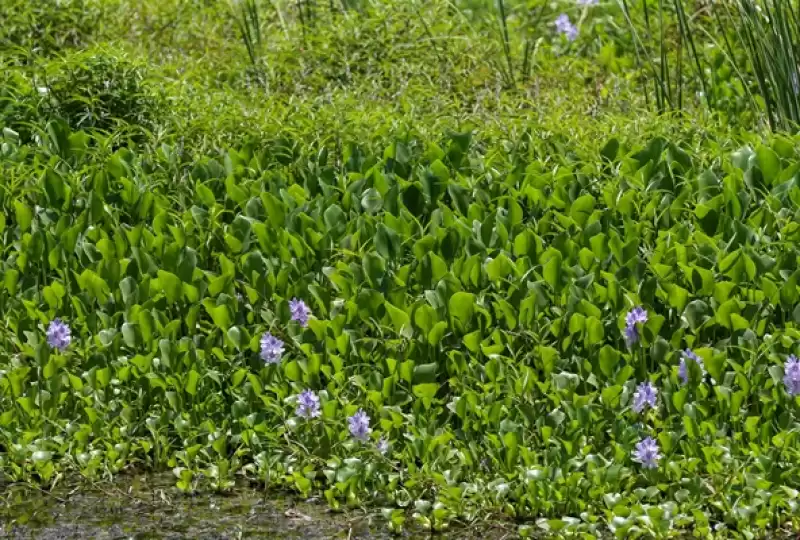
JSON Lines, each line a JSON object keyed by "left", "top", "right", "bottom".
{"left": 672, "top": 387, "right": 688, "bottom": 412}
{"left": 600, "top": 138, "right": 619, "bottom": 162}
{"left": 756, "top": 145, "right": 781, "bottom": 184}
{"left": 684, "top": 300, "right": 709, "bottom": 331}
{"left": 542, "top": 252, "right": 562, "bottom": 289}
{"left": 428, "top": 321, "right": 448, "bottom": 345}
{"left": 323, "top": 204, "right": 345, "bottom": 232}
{"left": 413, "top": 304, "right": 437, "bottom": 335}
{"left": 14, "top": 200, "right": 32, "bottom": 231}
{"left": 361, "top": 188, "right": 383, "bottom": 213}
{"left": 156, "top": 270, "right": 183, "bottom": 304}
{"left": 375, "top": 223, "right": 401, "bottom": 261}
{"left": 448, "top": 292, "right": 475, "bottom": 331}
{"left": 185, "top": 370, "right": 200, "bottom": 396}
{"left": 485, "top": 253, "right": 515, "bottom": 282}
{"left": 599, "top": 346, "right": 620, "bottom": 378}
{"left": 537, "top": 345, "right": 557, "bottom": 375}
{"left": 203, "top": 302, "right": 232, "bottom": 331}
{"left": 569, "top": 194, "right": 595, "bottom": 227}
{"left": 412, "top": 383, "right": 438, "bottom": 407}
{"left": 284, "top": 361, "right": 301, "bottom": 381}
{"left": 385, "top": 302, "right": 411, "bottom": 337}
{"left": 601, "top": 385, "right": 623, "bottom": 407}
{"left": 122, "top": 323, "right": 138, "bottom": 348}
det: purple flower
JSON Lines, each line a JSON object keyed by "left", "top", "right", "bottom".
{"left": 632, "top": 436, "right": 661, "bottom": 469}
{"left": 46, "top": 319, "right": 71, "bottom": 351}
{"left": 623, "top": 307, "right": 648, "bottom": 347}
{"left": 260, "top": 332, "right": 284, "bottom": 364}
{"left": 624, "top": 324, "right": 640, "bottom": 346}
{"left": 295, "top": 389, "right": 321, "bottom": 418}
{"left": 632, "top": 381, "right": 658, "bottom": 413}
{"left": 678, "top": 349, "right": 705, "bottom": 384}
{"left": 554, "top": 14, "right": 578, "bottom": 41}
{"left": 784, "top": 355, "right": 800, "bottom": 396}
{"left": 289, "top": 298, "right": 311, "bottom": 327}
{"left": 376, "top": 436, "right": 389, "bottom": 455}
{"left": 625, "top": 307, "right": 648, "bottom": 327}
{"left": 348, "top": 409, "right": 371, "bottom": 441}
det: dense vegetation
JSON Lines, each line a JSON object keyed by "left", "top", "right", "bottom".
{"left": 2, "top": 0, "right": 800, "bottom": 536}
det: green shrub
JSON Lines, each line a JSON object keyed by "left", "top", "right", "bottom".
{"left": 0, "top": 0, "right": 105, "bottom": 59}
{"left": 39, "top": 48, "right": 159, "bottom": 133}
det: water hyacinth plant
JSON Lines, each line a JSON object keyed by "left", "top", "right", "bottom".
{"left": 554, "top": 14, "right": 578, "bottom": 41}
{"left": 632, "top": 381, "right": 658, "bottom": 413}
{"left": 348, "top": 409, "right": 371, "bottom": 441}
{"left": 632, "top": 436, "right": 661, "bottom": 469}
{"left": 260, "top": 332, "right": 285, "bottom": 364}
{"left": 376, "top": 437, "right": 389, "bottom": 455}
{"left": 623, "top": 307, "right": 648, "bottom": 346}
{"left": 289, "top": 298, "right": 311, "bottom": 327}
{"left": 295, "top": 390, "right": 321, "bottom": 418}
{"left": 46, "top": 319, "right": 71, "bottom": 351}
{"left": 784, "top": 355, "right": 800, "bottom": 397}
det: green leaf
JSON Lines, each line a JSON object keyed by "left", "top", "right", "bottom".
{"left": 324, "top": 204, "right": 345, "bottom": 232}
{"left": 385, "top": 302, "right": 411, "bottom": 336}
{"left": 428, "top": 321, "right": 448, "bottom": 345}
{"left": 157, "top": 270, "right": 183, "bottom": 304}
{"left": 448, "top": 292, "right": 475, "bottom": 331}
{"left": 542, "top": 251, "right": 562, "bottom": 289}
{"left": 672, "top": 387, "right": 687, "bottom": 412}
{"left": 586, "top": 317, "right": 604, "bottom": 344}
{"left": 756, "top": 145, "right": 781, "bottom": 184}
{"left": 203, "top": 302, "right": 232, "bottom": 331}
{"left": 412, "top": 383, "right": 438, "bottom": 400}
{"left": 375, "top": 223, "right": 401, "bottom": 260}
{"left": 361, "top": 188, "right": 383, "bottom": 213}
{"left": 185, "top": 370, "right": 200, "bottom": 396}
{"left": 599, "top": 345, "right": 620, "bottom": 378}
{"left": 14, "top": 200, "right": 32, "bottom": 231}
{"left": 569, "top": 194, "right": 595, "bottom": 226}
{"left": 463, "top": 330, "right": 482, "bottom": 353}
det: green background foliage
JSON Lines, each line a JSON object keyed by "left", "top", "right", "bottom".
{"left": 1, "top": 0, "right": 800, "bottom": 536}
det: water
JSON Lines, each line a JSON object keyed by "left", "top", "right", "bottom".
{"left": 0, "top": 474, "right": 388, "bottom": 539}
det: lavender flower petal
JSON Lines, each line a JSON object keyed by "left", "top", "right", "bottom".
{"left": 784, "top": 355, "right": 800, "bottom": 397}
{"left": 260, "top": 332, "right": 285, "bottom": 364}
{"left": 296, "top": 389, "right": 321, "bottom": 418}
{"left": 632, "top": 381, "right": 658, "bottom": 413}
{"left": 632, "top": 436, "right": 661, "bottom": 469}
{"left": 289, "top": 298, "right": 311, "bottom": 328}
{"left": 46, "top": 319, "right": 71, "bottom": 351}
{"left": 348, "top": 409, "right": 371, "bottom": 441}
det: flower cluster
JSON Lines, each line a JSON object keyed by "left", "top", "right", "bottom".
{"left": 632, "top": 381, "right": 657, "bottom": 413}
{"left": 348, "top": 409, "right": 372, "bottom": 441}
{"left": 296, "top": 390, "right": 321, "bottom": 418}
{"left": 624, "top": 306, "right": 648, "bottom": 347}
{"left": 46, "top": 319, "right": 72, "bottom": 351}
{"left": 260, "top": 332, "right": 285, "bottom": 364}
{"left": 290, "top": 298, "right": 311, "bottom": 328}
{"left": 633, "top": 437, "right": 661, "bottom": 469}
{"left": 554, "top": 14, "right": 578, "bottom": 41}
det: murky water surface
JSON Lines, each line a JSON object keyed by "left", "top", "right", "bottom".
{"left": 1, "top": 474, "right": 389, "bottom": 539}
{"left": 0, "top": 475, "right": 511, "bottom": 539}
